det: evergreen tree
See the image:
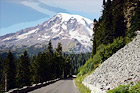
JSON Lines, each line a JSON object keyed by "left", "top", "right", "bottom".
{"left": 64, "top": 57, "right": 71, "bottom": 78}
{"left": 0, "top": 56, "right": 2, "bottom": 82}
{"left": 56, "top": 43, "right": 62, "bottom": 57}
{"left": 47, "top": 40, "right": 53, "bottom": 55}
{"left": 129, "top": 0, "right": 140, "bottom": 37}
{"left": 91, "top": 0, "right": 128, "bottom": 57}
{"left": 55, "top": 42, "right": 63, "bottom": 78}
{"left": 103, "top": 0, "right": 106, "bottom": 6}
{"left": 46, "top": 40, "right": 55, "bottom": 79}
{"left": 0, "top": 56, "right": 4, "bottom": 91}
{"left": 103, "top": 0, "right": 115, "bottom": 44}
{"left": 16, "top": 51, "right": 30, "bottom": 88}
{"left": 91, "top": 19, "right": 98, "bottom": 57}
{"left": 112, "top": 0, "right": 126, "bottom": 37}
{"left": 4, "top": 51, "right": 16, "bottom": 91}
{"left": 30, "top": 52, "right": 47, "bottom": 83}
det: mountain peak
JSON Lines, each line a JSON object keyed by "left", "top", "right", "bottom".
{"left": 56, "top": 13, "right": 92, "bottom": 24}
{"left": 0, "top": 13, "right": 93, "bottom": 53}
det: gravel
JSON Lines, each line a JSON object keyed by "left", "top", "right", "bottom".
{"left": 83, "top": 34, "right": 140, "bottom": 93}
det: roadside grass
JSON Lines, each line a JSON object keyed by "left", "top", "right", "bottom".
{"left": 74, "top": 74, "right": 91, "bottom": 93}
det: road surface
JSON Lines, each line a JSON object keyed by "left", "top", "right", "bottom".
{"left": 29, "top": 78, "right": 79, "bottom": 93}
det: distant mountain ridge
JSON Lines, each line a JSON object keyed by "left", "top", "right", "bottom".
{"left": 0, "top": 13, "right": 93, "bottom": 54}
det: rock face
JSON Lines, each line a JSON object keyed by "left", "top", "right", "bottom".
{"left": 83, "top": 35, "right": 140, "bottom": 93}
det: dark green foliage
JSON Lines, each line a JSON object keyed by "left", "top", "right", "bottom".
{"left": 0, "top": 41, "right": 75, "bottom": 90}
{"left": 16, "top": 51, "right": 31, "bottom": 88}
{"left": 55, "top": 42, "right": 64, "bottom": 78}
{"left": 56, "top": 42, "right": 62, "bottom": 57}
{"left": 64, "top": 57, "right": 71, "bottom": 78}
{"left": 128, "top": 0, "right": 140, "bottom": 38}
{"left": 47, "top": 40, "right": 53, "bottom": 55}
{"left": 30, "top": 52, "right": 48, "bottom": 83}
{"left": 108, "top": 84, "right": 130, "bottom": 93}
{"left": 4, "top": 51, "right": 16, "bottom": 91}
{"left": 98, "top": 37, "right": 125, "bottom": 62}
{"left": 91, "top": 0, "right": 138, "bottom": 58}
{"left": 30, "top": 41, "right": 72, "bottom": 84}
{"left": 103, "top": 0, "right": 106, "bottom": 6}
{"left": 77, "top": 0, "right": 140, "bottom": 92}
{"left": 129, "top": 81, "right": 140, "bottom": 93}
{"left": 108, "top": 81, "right": 140, "bottom": 93}
{"left": 91, "top": 0, "right": 128, "bottom": 57}
{"left": 78, "top": 37, "right": 125, "bottom": 76}
{"left": 91, "top": 19, "right": 98, "bottom": 57}
{"left": 65, "top": 53, "right": 91, "bottom": 74}
{"left": 0, "top": 56, "right": 4, "bottom": 92}
{"left": 112, "top": 0, "right": 126, "bottom": 38}
{"left": 103, "top": 0, "right": 115, "bottom": 44}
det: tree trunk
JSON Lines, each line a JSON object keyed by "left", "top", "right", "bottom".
{"left": 5, "top": 73, "right": 7, "bottom": 92}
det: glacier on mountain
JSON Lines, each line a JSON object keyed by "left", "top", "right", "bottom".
{"left": 0, "top": 13, "right": 93, "bottom": 53}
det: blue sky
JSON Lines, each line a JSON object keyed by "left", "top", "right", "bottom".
{"left": 0, "top": 0, "right": 103, "bottom": 36}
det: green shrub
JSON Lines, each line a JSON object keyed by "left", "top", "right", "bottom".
{"left": 129, "top": 81, "right": 140, "bottom": 93}
{"left": 108, "top": 81, "right": 140, "bottom": 93}
{"left": 78, "top": 37, "right": 125, "bottom": 77}
{"left": 108, "top": 85, "right": 130, "bottom": 93}
{"left": 78, "top": 58, "right": 94, "bottom": 77}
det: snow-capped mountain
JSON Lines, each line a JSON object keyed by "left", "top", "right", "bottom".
{"left": 0, "top": 13, "right": 93, "bottom": 53}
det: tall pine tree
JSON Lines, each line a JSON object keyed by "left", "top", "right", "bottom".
{"left": 103, "top": 0, "right": 115, "bottom": 44}
{"left": 16, "top": 51, "right": 30, "bottom": 88}
{"left": 112, "top": 0, "right": 126, "bottom": 37}
{"left": 47, "top": 40, "right": 57, "bottom": 79}
{"left": 47, "top": 40, "right": 53, "bottom": 55}
{"left": 91, "top": 19, "right": 98, "bottom": 57}
{"left": 55, "top": 42, "right": 63, "bottom": 78}
{"left": 129, "top": 0, "right": 140, "bottom": 37}
{"left": 4, "top": 51, "right": 16, "bottom": 91}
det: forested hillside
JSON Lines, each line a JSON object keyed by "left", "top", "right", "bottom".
{"left": 0, "top": 41, "right": 70, "bottom": 91}
{"left": 0, "top": 40, "right": 90, "bottom": 92}
{"left": 79, "top": 0, "right": 140, "bottom": 77}
{"left": 92, "top": 0, "right": 140, "bottom": 57}
{"left": 0, "top": 0, "right": 139, "bottom": 92}
{"left": 76, "top": 0, "right": 140, "bottom": 92}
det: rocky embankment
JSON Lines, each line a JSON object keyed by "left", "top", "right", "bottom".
{"left": 83, "top": 34, "right": 140, "bottom": 93}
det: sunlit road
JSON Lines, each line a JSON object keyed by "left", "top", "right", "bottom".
{"left": 29, "top": 78, "right": 79, "bottom": 93}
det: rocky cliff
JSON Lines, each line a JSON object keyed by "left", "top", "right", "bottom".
{"left": 83, "top": 34, "right": 140, "bottom": 93}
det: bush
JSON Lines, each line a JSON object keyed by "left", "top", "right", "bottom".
{"left": 107, "top": 81, "right": 140, "bottom": 93}
{"left": 129, "top": 81, "right": 140, "bottom": 93}
{"left": 77, "top": 37, "right": 125, "bottom": 77}
{"left": 78, "top": 58, "right": 94, "bottom": 77}
{"left": 108, "top": 85, "right": 130, "bottom": 93}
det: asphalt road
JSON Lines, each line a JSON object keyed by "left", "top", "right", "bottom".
{"left": 29, "top": 78, "right": 79, "bottom": 93}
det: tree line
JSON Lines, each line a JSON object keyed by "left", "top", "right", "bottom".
{"left": 66, "top": 53, "right": 90, "bottom": 74}
{"left": 78, "top": 0, "right": 140, "bottom": 78}
{"left": 0, "top": 40, "right": 91, "bottom": 92}
{"left": 91, "top": 0, "right": 140, "bottom": 57}
{"left": 0, "top": 40, "right": 71, "bottom": 92}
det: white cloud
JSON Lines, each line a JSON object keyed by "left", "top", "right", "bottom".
{"left": 20, "top": 0, "right": 103, "bottom": 16}
{"left": 19, "top": 0, "right": 103, "bottom": 19}
{"left": 21, "top": 1, "right": 56, "bottom": 16}
{"left": 39, "top": 0, "right": 103, "bottom": 14}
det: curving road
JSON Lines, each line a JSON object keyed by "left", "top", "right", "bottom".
{"left": 29, "top": 78, "right": 79, "bottom": 93}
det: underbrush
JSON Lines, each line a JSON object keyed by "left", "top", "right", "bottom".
{"left": 78, "top": 37, "right": 125, "bottom": 77}
{"left": 108, "top": 81, "right": 140, "bottom": 93}
{"left": 75, "top": 36, "right": 137, "bottom": 92}
{"left": 74, "top": 74, "right": 91, "bottom": 93}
